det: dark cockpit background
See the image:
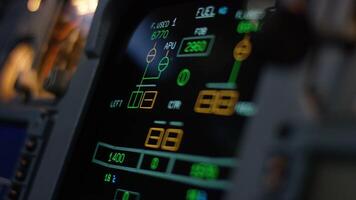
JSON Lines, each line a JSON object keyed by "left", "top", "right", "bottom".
{"left": 0, "top": 0, "right": 356, "bottom": 200}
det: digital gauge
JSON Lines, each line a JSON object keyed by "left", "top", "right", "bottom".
{"left": 58, "top": 1, "right": 266, "bottom": 199}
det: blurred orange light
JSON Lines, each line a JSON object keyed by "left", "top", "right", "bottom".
{"left": 0, "top": 44, "right": 34, "bottom": 101}
{"left": 27, "top": 0, "right": 42, "bottom": 12}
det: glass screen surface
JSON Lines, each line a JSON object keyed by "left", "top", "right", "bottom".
{"left": 59, "top": 1, "right": 266, "bottom": 199}
{"left": 0, "top": 121, "right": 27, "bottom": 199}
{"left": 0, "top": 122, "right": 27, "bottom": 180}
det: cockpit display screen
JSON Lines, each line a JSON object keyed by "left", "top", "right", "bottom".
{"left": 59, "top": 1, "right": 265, "bottom": 199}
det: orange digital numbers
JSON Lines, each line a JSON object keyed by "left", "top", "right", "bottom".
{"left": 144, "top": 127, "right": 184, "bottom": 152}
{"left": 161, "top": 129, "right": 184, "bottom": 151}
{"left": 140, "top": 91, "right": 158, "bottom": 109}
{"left": 144, "top": 128, "right": 165, "bottom": 149}
{"left": 194, "top": 90, "right": 217, "bottom": 114}
{"left": 212, "top": 90, "right": 239, "bottom": 116}
{"left": 194, "top": 90, "right": 239, "bottom": 116}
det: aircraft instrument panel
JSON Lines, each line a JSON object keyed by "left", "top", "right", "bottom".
{"left": 58, "top": 1, "right": 264, "bottom": 199}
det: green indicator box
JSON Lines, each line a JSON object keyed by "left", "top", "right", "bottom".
{"left": 127, "top": 91, "right": 144, "bottom": 109}
{"left": 114, "top": 189, "right": 140, "bottom": 200}
{"left": 139, "top": 155, "right": 169, "bottom": 172}
{"left": 186, "top": 189, "right": 208, "bottom": 200}
{"left": 92, "top": 142, "right": 236, "bottom": 189}
{"left": 173, "top": 160, "right": 230, "bottom": 180}
{"left": 177, "top": 35, "right": 215, "bottom": 57}
{"left": 190, "top": 163, "right": 219, "bottom": 180}
{"left": 93, "top": 145, "right": 140, "bottom": 168}
{"left": 237, "top": 21, "right": 259, "bottom": 34}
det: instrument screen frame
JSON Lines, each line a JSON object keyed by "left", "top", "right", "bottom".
{"left": 27, "top": 1, "right": 261, "bottom": 199}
